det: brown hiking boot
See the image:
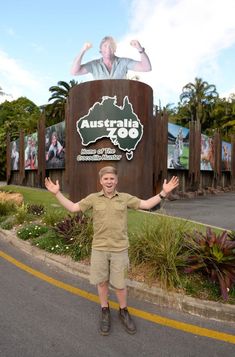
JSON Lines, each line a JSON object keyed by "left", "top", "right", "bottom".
{"left": 119, "top": 307, "right": 137, "bottom": 334}
{"left": 100, "top": 306, "right": 111, "bottom": 336}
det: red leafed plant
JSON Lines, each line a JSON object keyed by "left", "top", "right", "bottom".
{"left": 54, "top": 214, "right": 87, "bottom": 243}
{"left": 184, "top": 228, "right": 235, "bottom": 301}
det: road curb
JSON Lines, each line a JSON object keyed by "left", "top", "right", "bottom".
{"left": 1, "top": 228, "right": 235, "bottom": 324}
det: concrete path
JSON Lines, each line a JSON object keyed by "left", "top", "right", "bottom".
{"left": 162, "top": 191, "right": 235, "bottom": 231}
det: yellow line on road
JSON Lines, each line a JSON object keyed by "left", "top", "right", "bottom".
{"left": 1, "top": 250, "right": 235, "bottom": 345}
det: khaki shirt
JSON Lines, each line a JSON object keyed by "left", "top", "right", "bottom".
{"left": 79, "top": 190, "right": 141, "bottom": 252}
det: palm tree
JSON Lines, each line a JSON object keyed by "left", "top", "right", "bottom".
{"left": 180, "top": 77, "right": 219, "bottom": 131}
{"left": 46, "top": 80, "right": 78, "bottom": 123}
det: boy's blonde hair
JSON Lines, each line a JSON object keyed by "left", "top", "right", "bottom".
{"left": 99, "top": 166, "right": 117, "bottom": 179}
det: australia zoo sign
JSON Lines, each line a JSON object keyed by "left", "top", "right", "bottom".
{"left": 76, "top": 96, "right": 143, "bottom": 161}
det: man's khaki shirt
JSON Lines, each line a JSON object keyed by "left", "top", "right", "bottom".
{"left": 79, "top": 190, "right": 141, "bottom": 252}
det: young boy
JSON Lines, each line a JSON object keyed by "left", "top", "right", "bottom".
{"left": 45, "top": 166, "right": 179, "bottom": 335}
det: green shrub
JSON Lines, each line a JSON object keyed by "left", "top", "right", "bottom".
{"left": 31, "top": 230, "right": 68, "bottom": 254}
{"left": 0, "top": 216, "right": 6, "bottom": 223}
{"left": 179, "top": 272, "right": 221, "bottom": 301}
{"left": 69, "top": 216, "right": 93, "bottom": 261}
{"left": 17, "top": 224, "right": 49, "bottom": 240}
{"left": 129, "top": 215, "right": 191, "bottom": 288}
{"left": 43, "top": 209, "right": 67, "bottom": 227}
{"left": 0, "top": 201, "right": 17, "bottom": 216}
{"left": 184, "top": 228, "right": 235, "bottom": 301}
{"left": 0, "top": 216, "right": 15, "bottom": 230}
{"left": 15, "top": 204, "right": 30, "bottom": 224}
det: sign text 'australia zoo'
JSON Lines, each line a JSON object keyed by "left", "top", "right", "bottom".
{"left": 76, "top": 96, "right": 143, "bottom": 161}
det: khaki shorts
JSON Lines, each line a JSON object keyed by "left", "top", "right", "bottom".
{"left": 90, "top": 248, "right": 129, "bottom": 289}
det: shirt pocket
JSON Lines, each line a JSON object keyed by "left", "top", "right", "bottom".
{"left": 94, "top": 203, "right": 106, "bottom": 211}
{"left": 113, "top": 202, "right": 126, "bottom": 211}
{"left": 93, "top": 203, "right": 106, "bottom": 226}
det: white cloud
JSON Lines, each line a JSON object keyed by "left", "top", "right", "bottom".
{"left": 0, "top": 49, "right": 48, "bottom": 105}
{"left": 117, "top": 0, "right": 235, "bottom": 105}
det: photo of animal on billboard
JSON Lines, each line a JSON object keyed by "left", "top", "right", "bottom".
{"left": 221, "top": 141, "right": 231, "bottom": 171}
{"left": 167, "top": 123, "right": 189, "bottom": 170}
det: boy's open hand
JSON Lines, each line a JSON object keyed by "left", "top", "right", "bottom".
{"left": 162, "top": 176, "right": 179, "bottom": 194}
{"left": 45, "top": 177, "right": 60, "bottom": 195}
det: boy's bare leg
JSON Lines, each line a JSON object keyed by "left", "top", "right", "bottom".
{"left": 115, "top": 287, "right": 127, "bottom": 308}
{"left": 97, "top": 282, "right": 109, "bottom": 307}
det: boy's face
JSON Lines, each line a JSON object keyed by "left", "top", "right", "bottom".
{"left": 100, "top": 173, "right": 118, "bottom": 195}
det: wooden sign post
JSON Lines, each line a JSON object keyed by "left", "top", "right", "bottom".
{"left": 66, "top": 79, "right": 154, "bottom": 201}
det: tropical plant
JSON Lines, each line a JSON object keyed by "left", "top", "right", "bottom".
{"left": 54, "top": 213, "right": 84, "bottom": 242}
{"left": 27, "top": 203, "right": 45, "bottom": 216}
{"left": 179, "top": 77, "right": 219, "bottom": 131}
{"left": 46, "top": 80, "right": 78, "bottom": 124}
{"left": 184, "top": 228, "right": 235, "bottom": 300}
{"left": 54, "top": 213, "right": 93, "bottom": 260}
{"left": 207, "top": 96, "right": 235, "bottom": 139}
{"left": 220, "top": 94, "right": 235, "bottom": 137}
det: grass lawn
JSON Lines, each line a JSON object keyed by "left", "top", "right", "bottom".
{"left": 0, "top": 184, "right": 67, "bottom": 213}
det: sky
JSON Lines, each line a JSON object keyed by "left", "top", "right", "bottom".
{"left": 1, "top": 0, "right": 235, "bottom": 108}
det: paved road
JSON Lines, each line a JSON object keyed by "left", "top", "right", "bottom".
{"left": 1, "top": 238, "right": 235, "bottom": 357}
{"left": 162, "top": 191, "right": 235, "bottom": 231}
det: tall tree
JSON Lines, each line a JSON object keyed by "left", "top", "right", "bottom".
{"left": 212, "top": 95, "right": 235, "bottom": 139}
{"left": 0, "top": 97, "right": 40, "bottom": 179}
{"left": 45, "top": 80, "right": 78, "bottom": 124}
{"left": 180, "top": 77, "right": 219, "bottom": 131}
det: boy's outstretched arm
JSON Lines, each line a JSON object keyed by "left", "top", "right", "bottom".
{"left": 45, "top": 177, "right": 81, "bottom": 213}
{"left": 139, "top": 176, "right": 179, "bottom": 210}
